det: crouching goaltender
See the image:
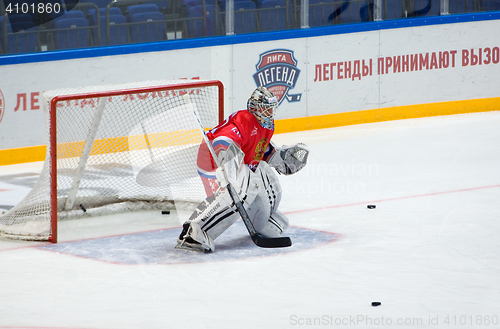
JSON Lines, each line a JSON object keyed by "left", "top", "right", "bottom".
{"left": 176, "top": 86, "right": 309, "bottom": 252}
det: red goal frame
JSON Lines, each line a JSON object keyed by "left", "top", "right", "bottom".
{"left": 48, "top": 80, "right": 224, "bottom": 243}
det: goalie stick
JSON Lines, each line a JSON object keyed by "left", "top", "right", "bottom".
{"left": 186, "top": 96, "right": 292, "bottom": 248}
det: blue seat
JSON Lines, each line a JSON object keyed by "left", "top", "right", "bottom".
{"left": 89, "top": 7, "right": 122, "bottom": 24}
{"left": 404, "top": 0, "right": 439, "bottom": 17}
{"left": 53, "top": 17, "right": 89, "bottom": 49}
{"left": 54, "top": 10, "right": 86, "bottom": 20}
{"left": 80, "top": 0, "right": 113, "bottom": 9}
{"left": 0, "top": 18, "right": 38, "bottom": 54}
{"left": 484, "top": 0, "right": 500, "bottom": 10}
{"left": 129, "top": 12, "right": 165, "bottom": 42}
{"left": 6, "top": 14, "right": 34, "bottom": 24}
{"left": 0, "top": 17, "right": 12, "bottom": 54}
{"left": 187, "top": 4, "right": 215, "bottom": 37}
{"left": 336, "top": 0, "right": 358, "bottom": 23}
{"left": 448, "top": 0, "right": 473, "bottom": 13}
{"left": 234, "top": 1, "right": 257, "bottom": 34}
{"left": 45, "top": 0, "right": 91, "bottom": 21}
{"left": 384, "top": 0, "right": 404, "bottom": 19}
{"left": 149, "top": 0, "right": 170, "bottom": 11}
{"left": 260, "top": 0, "right": 287, "bottom": 31}
{"left": 78, "top": 0, "right": 113, "bottom": 17}
{"left": 422, "top": 0, "right": 440, "bottom": 16}
{"left": 47, "top": 10, "right": 85, "bottom": 29}
{"left": 219, "top": 0, "right": 246, "bottom": 10}
{"left": 359, "top": 0, "right": 374, "bottom": 21}
{"left": 308, "top": 0, "right": 338, "bottom": 26}
{"left": 63, "top": 0, "right": 81, "bottom": 10}
{"left": 10, "top": 21, "right": 36, "bottom": 32}
{"left": 127, "top": 4, "right": 160, "bottom": 19}
{"left": 0, "top": 16, "right": 10, "bottom": 31}
{"left": 183, "top": 0, "right": 215, "bottom": 7}
{"left": 95, "top": 14, "right": 127, "bottom": 45}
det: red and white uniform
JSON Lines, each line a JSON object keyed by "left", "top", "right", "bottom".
{"left": 197, "top": 109, "right": 274, "bottom": 196}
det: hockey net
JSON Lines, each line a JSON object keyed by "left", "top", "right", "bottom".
{"left": 0, "top": 79, "right": 224, "bottom": 242}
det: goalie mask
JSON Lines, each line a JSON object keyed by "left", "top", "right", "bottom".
{"left": 247, "top": 86, "right": 278, "bottom": 129}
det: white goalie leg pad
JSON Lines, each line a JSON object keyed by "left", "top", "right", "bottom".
{"left": 176, "top": 220, "right": 215, "bottom": 253}
{"left": 182, "top": 163, "right": 259, "bottom": 245}
{"left": 259, "top": 210, "right": 289, "bottom": 238}
{"left": 176, "top": 190, "right": 236, "bottom": 252}
{"left": 245, "top": 161, "right": 288, "bottom": 236}
{"left": 189, "top": 189, "right": 240, "bottom": 242}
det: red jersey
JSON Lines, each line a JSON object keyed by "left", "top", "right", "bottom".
{"left": 197, "top": 109, "right": 274, "bottom": 180}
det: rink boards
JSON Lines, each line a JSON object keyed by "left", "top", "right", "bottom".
{"left": 0, "top": 13, "right": 499, "bottom": 164}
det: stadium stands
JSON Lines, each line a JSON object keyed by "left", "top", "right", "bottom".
{"left": 1, "top": 0, "right": 499, "bottom": 54}
{"left": 53, "top": 17, "right": 90, "bottom": 49}
{"left": 234, "top": 0, "right": 257, "bottom": 34}
{"left": 260, "top": 0, "right": 288, "bottom": 31}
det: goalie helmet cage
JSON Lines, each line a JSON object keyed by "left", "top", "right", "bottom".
{"left": 0, "top": 79, "right": 224, "bottom": 243}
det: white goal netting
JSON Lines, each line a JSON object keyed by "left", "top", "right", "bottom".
{"left": 0, "top": 79, "right": 222, "bottom": 241}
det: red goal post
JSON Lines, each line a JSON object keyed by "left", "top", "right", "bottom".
{"left": 0, "top": 79, "right": 224, "bottom": 243}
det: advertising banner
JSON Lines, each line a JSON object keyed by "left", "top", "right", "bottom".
{"left": 0, "top": 18, "right": 498, "bottom": 156}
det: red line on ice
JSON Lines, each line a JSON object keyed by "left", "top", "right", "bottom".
{"left": 283, "top": 184, "right": 500, "bottom": 215}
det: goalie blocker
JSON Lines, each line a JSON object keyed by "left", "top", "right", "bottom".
{"left": 176, "top": 141, "right": 309, "bottom": 253}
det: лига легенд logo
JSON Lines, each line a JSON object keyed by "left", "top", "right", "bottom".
{"left": 253, "top": 49, "right": 301, "bottom": 106}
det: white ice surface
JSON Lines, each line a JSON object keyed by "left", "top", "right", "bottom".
{"left": 1, "top": 112, "right": 500, "bottom": 328}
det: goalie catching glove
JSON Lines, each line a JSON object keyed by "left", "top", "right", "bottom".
{"left": 267, "top": 142, "right": 309, "bottom": 175}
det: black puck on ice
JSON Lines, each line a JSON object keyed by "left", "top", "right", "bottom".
{"left": 371, "top": 302, "right": 381, "bottom": 307}
{"left": 367, "top": 205, "right": 376, "bottom": 209}
{"left": 79, "top": 204, "right": 87, "bottom": 212}
{"left": 161, "top": 210, "right": 171, "bottom": 215}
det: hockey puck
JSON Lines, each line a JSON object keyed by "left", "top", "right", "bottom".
{"left": 371, "top": 302, "right": 381, "bottom": 307}
{"left": 79, "top": 204, "right": 87, "bottom": 213}
{"left": 367, "top": 205, "right": 376, "bottom": 209}
{"left": 161, "top": 210, "right": 171, "bottom": 215}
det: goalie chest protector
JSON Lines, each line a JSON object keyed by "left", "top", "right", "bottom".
{"left": 198, "top": 109, "right": 274, "bottom": 171}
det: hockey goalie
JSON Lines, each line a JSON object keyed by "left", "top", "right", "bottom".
{"left": 176, "top": 86, "right": 309, "bottom": 252}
